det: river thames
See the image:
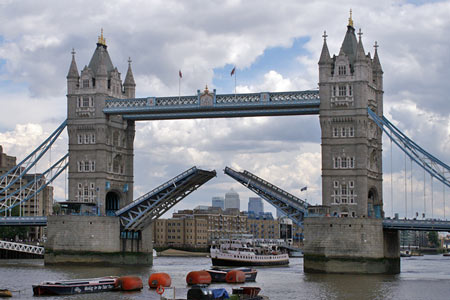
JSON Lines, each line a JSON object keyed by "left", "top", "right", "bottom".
{"left": 1, "top": 255, "right": 449, "bottom": 299}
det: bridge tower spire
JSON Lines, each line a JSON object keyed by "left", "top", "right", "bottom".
{"left": 66, "top": 31, "right": 135, "bottom": 215}
{"left": 318, "top": 16, "right": 384, "bottom": 218}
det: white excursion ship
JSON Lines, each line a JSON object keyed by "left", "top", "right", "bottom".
{"left": 210, "top": 236, "right": 289, "bottom": 267}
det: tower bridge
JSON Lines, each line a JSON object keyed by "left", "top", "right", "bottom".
{"left": 1, "top": 15, "right": 449, "bottom": 273}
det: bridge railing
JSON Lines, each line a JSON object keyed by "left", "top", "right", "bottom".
{"left": 0, "top": 240, "right": 44, "bottom": 255}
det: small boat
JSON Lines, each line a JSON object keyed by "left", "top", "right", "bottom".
{"left": 32, "top": 276, "right": 119, "bottom": 296}
{"left": 400, "top": 250, "right": 411, "bottom": 257}
{"left": 0, "top": 289, "right": 12, "bottom": 298}
{"left": 443, "top": 252, "right": 450, "bottom": 257}
{"left": 206, "top": 267, "right": 257, "bottom": 283}
{"left": 160, "top": 285, "right": 269, "bottom": 300}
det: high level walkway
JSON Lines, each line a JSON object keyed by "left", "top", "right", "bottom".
{"left": 116, "top": 166, "right": 216, "bottom": 231}
{"left": 103, "top": 90, "right": 320, "bottom": 120}
{"left": 224, "top": 166, "right": 308, "bottom": 226}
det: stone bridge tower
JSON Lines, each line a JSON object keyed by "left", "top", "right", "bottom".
{"left": 318, "top": 14, "right": 384, "bottom": 218}
{"left": 66, "top": 31, "right": 136, "bottom": 215}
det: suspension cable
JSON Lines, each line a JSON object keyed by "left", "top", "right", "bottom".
{"left": 424, "top": 169, "right": 426, "bottom": 219}
{"left": 431, "top": 174, "right": 434, "bottom": 219}
{"left": 405, "top": 152, "right": 408, "bottom": 218}
{"left": 391, "top": 139, "right": 393, "bottom": 217}
{"left": 411, "top": 158, "right": 413, "bottom": 218}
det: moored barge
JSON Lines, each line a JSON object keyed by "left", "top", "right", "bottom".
{"left": 32, "top": 276, "right": 119, "bottom": 296}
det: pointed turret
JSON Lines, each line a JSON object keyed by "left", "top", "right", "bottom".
{"left": 88, "top": 30, "right": 115, "bottom": 77}
{"left": 372, "top": 41, "right": 383, "bottom": 73}
{"left": 372, "top": 41, "right": 383, "bottom": 90}
{"left": 353, "top": 28, "right": 369, "bottom": 81}
{"left": 318, "top": 31, "right": 333, "bottom": 82}
{"left": 339, "top": 11, "right": 358, "bottom": 69}
{"left": 67, "top": 49, "right": 79, "bottom": 78}
{"left": 124, "top": 57, "right": 136, "bottom": 98}
{"left": 67, "top": 49, "right": 79, "bottom": 94}
{"left": 355, "top": 29, "right": 366, "bottom": 62}
{"left": 319, "top": 31, "right": 331, "bottom": 64}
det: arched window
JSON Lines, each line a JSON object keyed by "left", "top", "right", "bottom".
{"left": 113, "top": 155, "right": 122, "bottom": 174}
{"left": 113, "top": 131, "right": 119, "bottom": 147}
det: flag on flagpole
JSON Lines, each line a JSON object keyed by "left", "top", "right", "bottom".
{"left": 301, "top": 186, "right": 307, "bottom": 191}
{"left": 230, "top": 66, "right": 235, "bottom": 76}
{"left": 178, "top": 70, "right": 182, "bottom": 99}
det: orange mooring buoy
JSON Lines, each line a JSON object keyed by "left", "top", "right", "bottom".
{"left": 118, "top": 276, "right": 143, "bottom": 291}
{"left": 148, "top": 272, "right": 172, "bottom": 289}
{"left": 225, "top": 270, "right": 246, "bottom": 283}
{"left": 186, "top": 270, "right": 211, "bottom": 285}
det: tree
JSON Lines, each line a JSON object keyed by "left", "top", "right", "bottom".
{"left": 52, "top": 202, "right": 61, "bottom": 215}
{"left": 0, "top": 205, "right": 28, "bottom": 240}
{"left": 428, "top": 231, "right": 440, "bottom": 248}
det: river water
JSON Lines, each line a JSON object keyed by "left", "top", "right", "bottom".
{"left": 0, "top": 255, "right": 449, "bottom": 299}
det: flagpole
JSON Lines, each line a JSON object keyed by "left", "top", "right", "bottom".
{"left": 178, "top": 70, "right": 181, "bottom": 100}
{"left": 234, "top": 68, "right": 237, "bottom": 99}
{"left": 231, "top": 66, "right": 236, "bottom": 99}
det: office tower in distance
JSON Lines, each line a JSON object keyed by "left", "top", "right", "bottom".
{"left": 212, "top": 196, "right": 224, "bottom": 210}
{"left": 248, "top": 197, "right": 264, "bottom": 215}
{"left": 225, "top": 188, "right": 240, "bottom": 210}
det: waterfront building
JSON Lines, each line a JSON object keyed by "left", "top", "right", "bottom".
{"left": 400, "top": 230, "right": 429, "bottom": 248}
{"left": 211, "top": 196, "right": 224, "bottom": 209}
{"left": 152, "top": 217, "right": 208, "bottom": 249}
{"left": 247, "top": 212, "right": 279, "bottom": 239}
{"left": 248, "top": 197, "right": 263, "bottom": 215}
{"left": 224, "top": 188, "right": 240, "bottom": 210}
{"left": 153, "top": 206, "right": 247, "bottom": 248}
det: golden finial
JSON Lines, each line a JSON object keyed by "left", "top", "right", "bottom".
{"left": 97, "top": 28, "right": 106, "bottom": 46}
{"left": 348, "top": 9, "right": 354, "bottom": 27}
{"left": 204, "top": 84, "right": 209, "bottom": 94}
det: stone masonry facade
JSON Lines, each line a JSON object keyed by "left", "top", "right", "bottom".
{"left": 66, "top": 32, "right": 136, "bottom": 215}
{"left": 318, "top": 16, "right": 384, "bottom": 218}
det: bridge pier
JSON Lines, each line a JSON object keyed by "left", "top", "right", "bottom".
{"left": 303, "top": 217, "right": 400, "bottom": 274}
{"left": 44, "top": 215, "right": 153, "bottom": 266}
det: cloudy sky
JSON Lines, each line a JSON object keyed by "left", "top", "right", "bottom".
{"left": 0, "top": 0, "right": 449, "bottom": 219}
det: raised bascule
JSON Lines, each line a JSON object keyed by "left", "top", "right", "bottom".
{"left": 1, "top": 14, "right": 450, "bottom": 273}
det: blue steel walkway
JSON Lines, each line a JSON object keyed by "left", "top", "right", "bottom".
{"left": 103, "top": 90, "right": 320, "bottom": 120}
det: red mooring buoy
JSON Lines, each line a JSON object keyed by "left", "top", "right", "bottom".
{"left": 118, "top": 276, "right": 143, "bottom": 291}
{"left": 148, "top": 272, "right": 172, "bottom": 289}
{"left": 186, "top": 270, "right": 211, "bottom": 285}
